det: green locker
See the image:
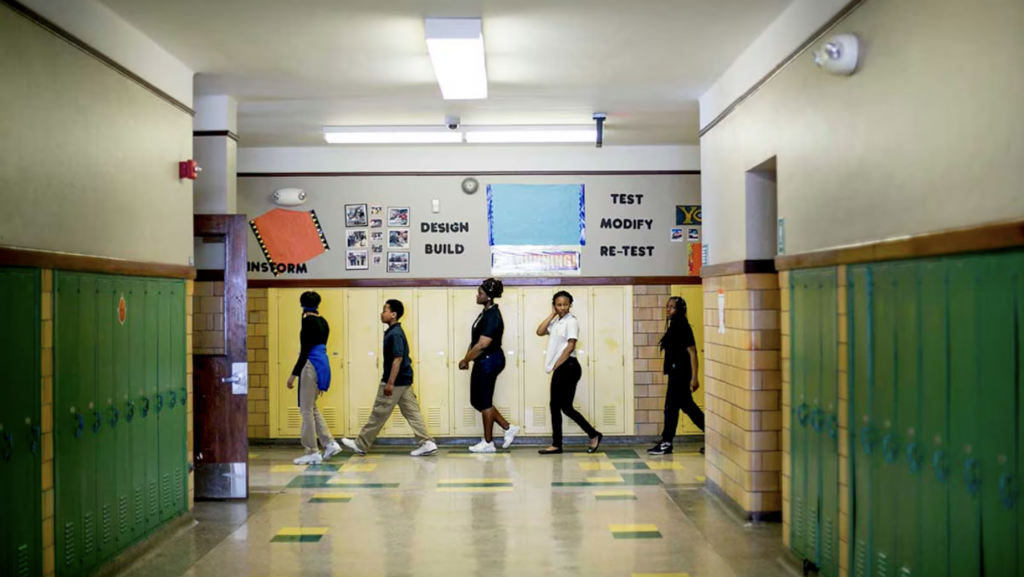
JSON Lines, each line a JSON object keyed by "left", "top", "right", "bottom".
{"left": 112, "top": 281, "right": 132, "bottom": 547}
{"left": 871, "top": 265, "right": 898, "bottom": 577}
{"left": 95, "top": 278, "right": 117, "bottom": 561}
{"left": 791, "top": 272, "right": 808, "bottom": 559}
{"left": 917, "top": 260, "right": 950, "bottom": 577}
{"left": 892, "top": 263, "right": 920, "bottom": 577}
{"left": 818, "top": 271, "right": 839, "bottom": 577}
{"left": 849, "top": 265, "right": 872, "bottom": 577}
{"left": 143, "top": 281, "right": 160, "bottom": 531}
{"left": 55, "top": 273, "right": 82, "bottom": 577}
{"left": 157, "top": 283, "right": 174, "bottom": 522}
{"left": 169, "top": 282, "right": 187, "bottom": 515}
{"left": 0, "top": 267, "right": 41, "bottom": 577}
{"left": 805, "top": 273, "right": 822, "bottom": 567}
{"left": 128, "top": 280, "right": 147, "bottom": 540}
{"left": 77, "top": 275, "right": 99, "bottom": 572}
{"left": 1018, "top": 260, "right": 1024, "bottom": 577}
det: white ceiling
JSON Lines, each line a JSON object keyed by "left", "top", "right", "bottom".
{"left": 98, "top": 0, "right": 793, "bottom": 147}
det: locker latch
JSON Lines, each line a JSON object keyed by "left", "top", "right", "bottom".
{"left": 93, "top": 410, "right": 103, "bottom": 433}
{"left": 30, "top": 425, "right": 40, "bottom": 455}
{"left": 999, "top": 473, "right": 1017, "bottom": 509}
{"left": 73, "top": 413, "right": 85, "bottom": 438}
{"left": 905, "top": 442, "right": 923, "bottom": 474}
{"left": 126, "top": 401, "right": 135, "bottom": 423}
{"left": 964, "top": 458, "right": 982, "bottom": 496}
{"left": 932, "top": 450, "right": 948, "bottom": 483}
{"left": 2, "top": 432, "right": 12, "bottom": 461}
{"left": 882, "top": 434, "right": 899, "bottom": 464}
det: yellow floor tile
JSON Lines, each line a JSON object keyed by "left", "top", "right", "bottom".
{"left": 578, "top": 462, "right": 616, "bottom": 471}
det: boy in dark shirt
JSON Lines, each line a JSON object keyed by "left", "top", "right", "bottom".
{"left": 341, "top": 299, "right": 437, "bottom": 456}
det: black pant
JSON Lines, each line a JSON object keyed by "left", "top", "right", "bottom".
{"left": 550, "top": 358, "right": 598, "bottom": 447}
{"left": 661, "top": 373, "right": 705, "bottom": 443}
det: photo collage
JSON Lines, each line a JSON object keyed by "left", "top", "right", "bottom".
{"left": 345, "top": 204, "right": 409, "bottom": 273}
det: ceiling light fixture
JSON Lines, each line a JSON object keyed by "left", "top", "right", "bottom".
{"left": 322, "top": 124, "right": 601, "bottom": 145}
{"left": 424, "top": 18, "right": 487, "bottom": 100}
{"left": 323, "top": 126, "right": 462, "bottom": 144}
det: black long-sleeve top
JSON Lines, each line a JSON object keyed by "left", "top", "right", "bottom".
{"left": 291, "top": 315, "right": 330, "bottom": 377}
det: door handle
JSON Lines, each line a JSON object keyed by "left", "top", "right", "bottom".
{"left": 141, "top": 397, "right": 150, "bottom": 418}
{"left": 126, "top": 400, "right": 135, "bottom": 423}
{"left": 964, "top": 458, "right": 982, "bottom": 496}
{"left": 30, "top": 425, "right": 41, "bottom": 455}
{"left": 999, "top": 473, "right": 1017, "bottom": 509}
{"left": 181, "top": 387, "right": 187, "bottom": 403}
{"left": 93, "top": 410, "right": 103, "bottom": 433}
{"left": 221, "top": 374, "right": 244, "bottom": 384}
{"left": 2, "top": 432, "right": 13, "bottom": 461}
{"left": 882, "top": 433, "right": 899, "bottom": 464}
{"left": 932, "top": 450, "right": 948, "bottom": 482}
{"left": 170, "top": 391, "right": 177, "bottom": 409}
{"left": 110, "top": 406, "right": 120, "bottom": 429}
{"left": 74, "top": 413, "right": 85, "bottom": 438}
{"left": 156, "top": 395, "right": 164, "bottom": 414}
{"left": 905, "top": 442, "right": 922, "bottom": 474}
{"left": 810, "top": 407, "right": 824, "bottom": 434}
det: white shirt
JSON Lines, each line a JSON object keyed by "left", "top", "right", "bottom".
{"left": 544, "top": 313, "right": 579, "bottom": 373}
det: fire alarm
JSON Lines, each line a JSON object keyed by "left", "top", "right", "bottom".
{"left": 179, "top": 160, "right": 202, "bottom": 180}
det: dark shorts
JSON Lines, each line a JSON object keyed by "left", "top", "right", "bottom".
{"left": 470, "top": 350, "right": 506, "bottom": 411}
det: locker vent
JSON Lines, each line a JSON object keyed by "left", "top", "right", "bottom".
{"left": 63, "top": 522, "right": 76, "bottom": 567}
{"left": 496, "top": 406, "right": 511, "bottom": 421}
{"left": 532, "top": 407, "right": 547, "bottom": 427}
{"left": 321, "top": 407, "right": 340, "bottom": 432}
{"left": 855, "top": 540, "right": 868, "bottom": 577}
{"left": 358, "top": 407, "right": 373, "bottom": 424}
{"left": 175, "top": 468, "right": 183, "bottom": 507}
{"left": 876, "top": 552, "right": 889, "bottom": 577}
{"left": 390, "top": 410, "right": 409, "bottom": 431}
{"left": 83, "top": 512, "right": 95, "bottom": 555}
{"left": 808, "top": 506, "right": 818, "bottom": 556}
{"left": 162, "top": 474, "right": 172, "bottom": 510}
{"left": 102, "top": 503, "right": 113, "bottom": 547}
{"left": 134, "top": 488, "right": 144, "bottom": 528}
{"left": 427, "top": 407, "right": 443, "bottom": 430}
{"left": 119, "top": 496, "right": 129, "bottom": 536}
{"left": 793, "top": 496, "right": 804, "bottom": 545}
{"left": 17, "top": 544, "right": 29, "bottom": 577}
{"left": 899, "top": 567, "right": 912, "bottom": 577}
{"left": 286, "top": 408, "right": 302, "bottom": 430}
{"left": 602, "top": 405, "right": 619, "bottom": 428}
{"left": 823, "top": 518, "right": 834, "bottom": 565}
{"left": 148, "top": 481, "right": 159, "bottom": 519}
{"left": 462, "top": 408, "right": 477, "bottom": 427}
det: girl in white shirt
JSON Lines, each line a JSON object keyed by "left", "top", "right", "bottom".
{"left": 535, "top": 291, "right": 602, "bottom": 454}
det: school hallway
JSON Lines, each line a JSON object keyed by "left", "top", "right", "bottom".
{"left": 113, "top": 445, "right": 795, "bottom": 577}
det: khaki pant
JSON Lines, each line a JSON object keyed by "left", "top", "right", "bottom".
{"left": 300, "top": 361, "right": 335, "bottom": 454}
{"left": 355, "top": 384, "right": 433, "bottom": 452}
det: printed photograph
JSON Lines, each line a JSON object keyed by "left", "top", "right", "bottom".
{"left": 670, "top": 228, "right": 684, "bottom": 242}
{"left": 387, "top": 251, "right": 409, "bottom": 273}
{"left": 388, "top": 229, "right": 410, "bottom": 249}
{"left": 370, "top": 205, "right": 383, "bottom": 217}
{"left": 372, "top": 244, "right": 383, "bottom": 253}
{"left": 346, "top": 249, "right": 368, "bottom": 270}
{"left": 388, "top": 207, "right": 410, "bottom": 227}
{"left": 688, "top": 228, "right": 700, "bottom": 241}
{"left": 345, "top": 204, "right": 368, "bottom": 227}
{"left": 371, "top": 231, "right": 384, "bottom": 242}
{"left": 346, "top": 229, "right": 368, "bottom": 248}
{"left": 372, "top": 255, "right": 383, "bottom": 266}
{"left": 370, "top": 218, "right": 383, "bottom": 229}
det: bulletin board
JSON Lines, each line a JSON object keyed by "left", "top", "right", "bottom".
{"left": 487, "top": 184, "right": 585, "bottom": 276}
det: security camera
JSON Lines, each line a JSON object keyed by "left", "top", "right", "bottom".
{"left": 444, "top": 115, "right": 461, "bottom": 131}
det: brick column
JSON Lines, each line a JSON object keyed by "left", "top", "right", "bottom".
{"left": 703, "top": 272, "right": 783, "bottom": 517}
{"left": 186, "top": 280, "right": 195, "bottom": 510}
{"left": 247, "top": 289, "right": 270, "bottom": 439}
{"left": 41, "top": 270, "right": 55, "bottom": 577}
{"left": 632, "top": 285, "right": 671, "bottom": 435}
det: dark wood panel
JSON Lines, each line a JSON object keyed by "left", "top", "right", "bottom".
{"left": 194, "top": 130, "right": 239, "bottom": 142}
{"left": 238, "top": 170, "right": 700, "bottom": 178}
{"left": 0, "top": 246, "right": 195, "bottom": 279}
{"left": 700, "top": 260, "right": 777, "bottom": 278}
{"left": 192, "top": 356, "right": 248, "bottom": 464}
{"left": 698, "top": 0, "right": 867, "bottom": 138}
{"left": 248, "top": 276, "right": 704, "bottom": 289}
{"left": 775, "top": 219, "right": 1024, "bottom": 271}
{"left": 0, "top": 0, "right": 195, "bottom": 117}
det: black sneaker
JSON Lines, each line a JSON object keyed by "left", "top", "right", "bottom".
{"left": 648, "top": 442, "right": 673, "bottom": 455}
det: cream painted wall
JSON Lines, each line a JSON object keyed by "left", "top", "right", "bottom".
{"left": 0, "top": 5, "right": 194, "bottom": 265}
{"left": 700, "top": 0, "right": 1024, "bottom": 264}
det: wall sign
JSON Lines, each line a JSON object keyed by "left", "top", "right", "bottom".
{"left": 677, "top": 205, "right": 702, "bottom": 225}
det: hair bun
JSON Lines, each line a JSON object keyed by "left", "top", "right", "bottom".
{"left": 481, "top": 278, "right": 504, "bottom": 299}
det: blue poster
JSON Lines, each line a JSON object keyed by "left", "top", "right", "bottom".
{"left": 486, "top": 184, "right": 585, "bottom": 275}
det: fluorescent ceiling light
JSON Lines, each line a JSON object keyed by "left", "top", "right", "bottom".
{"left": 323, "top": 126, "right": 462, "bottom": 144}
{"left": 464, "top": 126, "right": 597, "bottom": 144}
{"left": 425, "top": 18, "right": 487, "bottom": 100}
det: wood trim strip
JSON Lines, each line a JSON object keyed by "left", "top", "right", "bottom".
{"left": 700, "top": 260, "right": 777, "bottom": 278}
{"left": 194, "top": 130, "right": 240, "bottom": 142}
{"left": 238, "top": 170, "right": 700, "bottom": 178}
{"left": 774, "top": 219, "right": 1024, "bottom": 271}
{"left": 248, "top": 276, "right": 703, "bottom": 289}
{"left": 698, "top": 0, "right": 868, "bottom": 138}
{"left": 1, "top": 0, "right": 195, "bottom": 117}
{"left": 0, "top": 246, "right": 196, "bottom": 279}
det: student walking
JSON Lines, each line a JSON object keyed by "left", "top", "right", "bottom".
{"left": 286, "top": 291, "right": 342, "bottom": 465}
{"left": 648, "top": 296, "right": 706, "bottom": 455}
{"left": 535, "top": 291, "right": 602, "bottom": 454}
{"left": 458, "top": 278, "right": 520, "bottom": 453}
{"left": 341, "top": 299, "right": 438, "bottom": 457}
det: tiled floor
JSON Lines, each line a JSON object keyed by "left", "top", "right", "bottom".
{"left": 114, "top": 445, "right": 800, "bottom": 577}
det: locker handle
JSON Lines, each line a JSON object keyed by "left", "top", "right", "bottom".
{"left": 170, "top": 391, "right": 178, "bottom": 409}
{"left": 73, "top": 413, "right": 84, "bottom": 438}
{"left": 93, "top": 410, "right": 102, "bottom": 433}
{"left": 156, "top": 394, "right": 164, "bottom": 413}
{"left": 141, "top": 397, "right": 150, "bottom": 418}
{"left": 110, "top": 406, "right": 120, "bottom": 429}
{"left": 964, "top": 458, "right": 981, "bottom": 496}
{"left": 2, "top": 432, "right": 12, "bottom": 461}
{"left": 810, "top": 407, "right": 824, "bottom": 434}
{"left": 905, "top": 442, "right": 922, "bottom": 474}
{"left": 860, "top": 426, "right": 873, "bottom": 455}
{"left": 999, "top": 473, "right": 1017, "bottom": 509}
{"left": 126, "top": 401, "right": 135, "bottom": 423}
{"left": 932, "top": 450, "right": 948, "bottom": 482}
{"left": 882, "top": 434, "right": 899, "bottom": 464}
{"left": 181, "top": 387, "right": 187, "bottom": 403}
{"left": 30, "top": 425, "right": 41, "bottom": 455}
{"left": 826, "top": 414, "right": 838, "bottom": 441}
{"left": 796, "top": 403, "right": 809, "bottom": 428}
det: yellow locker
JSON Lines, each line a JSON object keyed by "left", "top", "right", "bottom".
{"left": 450, "top": 287, "right": 521, "bottom": 437}
{"left": 672, "top": 285, "right": 705, "bottom": 436}
{"left": 415, "top": 289, "right": 450, "bottom": 436}
{"left": 272, "top": 288, "right": 346, "bottom": 438}
{"left": 591, "top": 286, "right": 628, "bottom": 434}
{"left": 344, "top": 289, "right": 382, "bottom": 436}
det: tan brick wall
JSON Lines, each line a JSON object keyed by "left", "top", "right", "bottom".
{"left": 186, "top": 280, "right": 194, "bottom": 511}
{"left": 632, "top": 285, "right": 671, "bottom": 435}
{"left": 703, "top": 272, "right": 782, "bottom": 516}
{"left": 837, "top": 265, "right": 850, "bottom": 577}
{"left": 41, "top": 270, "right": 55, "bottom": 577}
{"left": 247, "top": 289, "right": 270, "bottom": 439}
{"left": 192, "top": 281, "right": 226, "bottom": 355}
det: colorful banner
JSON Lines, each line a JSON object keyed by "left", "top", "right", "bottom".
{"left": 490, "top": 246, "right": 581, "bottom": 276}
{"left": 487, "top": 184, "right": 585, "bottom": 275}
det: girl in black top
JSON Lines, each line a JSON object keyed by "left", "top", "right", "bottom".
{"left": 458, "top": 278, "right": 520, "bottom": 453}
{"left": 648, "top": 296, "right": 705, "bottom": 455}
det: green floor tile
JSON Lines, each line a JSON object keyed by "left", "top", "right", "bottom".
{"left": 306, "top": 464, "right": 342, "bottom": 472}
{"left": 596, "top": 495, "right": 638, "bottom": 501}
{"left": 613, "top": 462, "right": 651, "bottom": 470}
{"left": 271, "top": 534, "right": 325, "bottom": 543}
{"left": 285, "top": 476, "right": 336, "bottom": 488}
{"left": 605, "top": 449, "right": 641, "bottom": 459}
{"left": 612, "top": 531, "right": 663, "bottom": 539}
{"left": 437, "top": 483, "right": 515, "bottom": 488}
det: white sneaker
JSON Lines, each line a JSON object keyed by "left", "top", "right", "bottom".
{"left": 467, "top": 439, "right": 487, "bottom": 452}
{"left": 323, "top": 441, "right": 343, "bottom": 460}
{"left": 469, "top": 441, "right": 496, "bottom": 453}
{"left": 341, "top": 438, "right": 365, "bottom": 455}
{"left": 410, "top": 441, "right": 438, "bottom": 457}
{"left": 293, "top": 452, "right": 322, "bottom": 465}
{"left": 502, "top": 424, "right": 521, "bottom": 449}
